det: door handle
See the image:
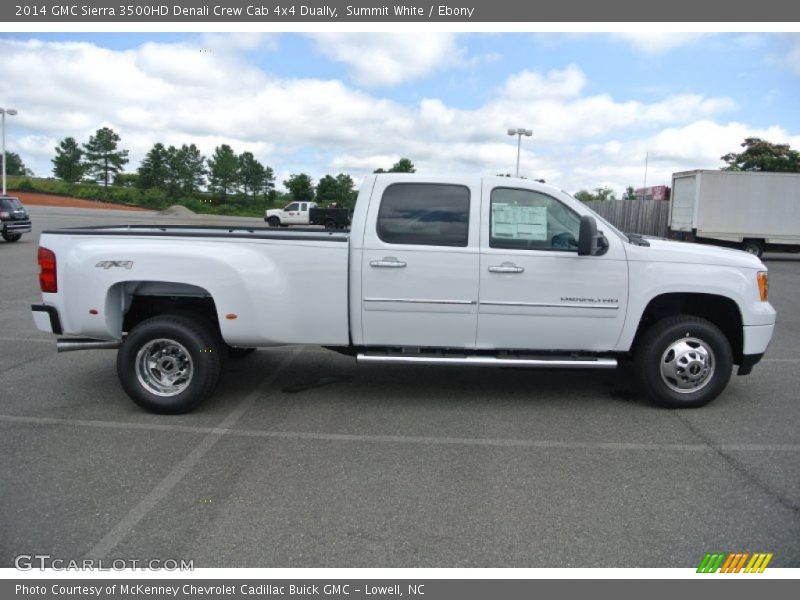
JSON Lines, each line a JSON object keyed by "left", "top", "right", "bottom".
{"left": 488, "top": 262, "right": 524, "bottom": 274}
{"left": 370, "top": 257, "right": 407, "bottom": 268}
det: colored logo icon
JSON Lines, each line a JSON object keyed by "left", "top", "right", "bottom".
{"left": 697, "top": 552, "right": 773, "bottom": 573}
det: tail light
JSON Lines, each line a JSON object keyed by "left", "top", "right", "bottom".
{"left": 38, "top": 247, "right": 57, "bottom": 293}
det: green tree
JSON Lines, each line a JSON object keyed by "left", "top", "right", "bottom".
{"left": 574, "top": 187, "right": 617, "bottom": 202}
{"left": 3, "top": 151, "right": 33, "bottom": 177}
{"left": 373, "top": 157, "right": 416, "bottom": 174}
{"left": 83, "top": 127, "right": 129, "bottom": 188}
{"left": 283, "top": 173, "right": 315, "bottom": 202}
{"left": 721, "top": 137, "right": 800, "bottom": 173}
{"left": 389, "top": 158, "right": 415, "bottom": 173}
{"left": 176, "top": 144, "right": 206, "bottom": 194}
{"left": 594, "top": 186, "right": 617, "bottom": 201}
{"left": 208, "top": 144, "right": 239, "bottom": 201}
{"left": 238, "top": 152, "right": 267, "bottom": 200}
{"left": 163, "top": 146, "right": 184, "bottom": 198}
{"left": 155, "top": 143, "right": 206, "bottom": 197}
{"left": 112, "top": 172, "right": 138, "bottom": 188}
{"left": 622, "top": 186, "right": 637, "bottom": 201}
{"left": 316, "top": 173, "right": 356, "bottom": 206}
{"left": 52, "top": 137, "right": 84, "bottom": 184}
{"left": 137, "top": 143, "right": 170, "bottom": 190}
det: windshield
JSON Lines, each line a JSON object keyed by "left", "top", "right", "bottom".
{"left": 0, "top": 197, "right": 23, "bottom": 210}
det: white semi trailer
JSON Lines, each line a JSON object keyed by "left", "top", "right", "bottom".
{"left": 669, "top": 170, "right": 800, "bottom": 257}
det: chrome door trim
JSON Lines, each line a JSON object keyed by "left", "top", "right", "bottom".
{"left": 364, "top": 298, "right": 477, "bottom": 305}
{"left": 480, "top": 300, "right": 619, "bottom": 310}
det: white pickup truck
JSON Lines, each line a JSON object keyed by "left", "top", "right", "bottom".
{"left": 32, "top": 175, "right": 776, "bottom": 413}
{"left": 264, "top": 200, "right": 316, "bottom": 226}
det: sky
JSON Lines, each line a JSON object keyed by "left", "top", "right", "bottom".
{"left": 1, "top": 32, "right": 799, "bottom": 194}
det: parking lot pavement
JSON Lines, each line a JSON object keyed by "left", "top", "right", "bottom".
{"left": 1, "top": 206, "right": 799, "bottom": 567}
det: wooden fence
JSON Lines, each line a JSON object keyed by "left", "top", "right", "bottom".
{"left": 582, "top": 199, "right": 670, "bottom": 237}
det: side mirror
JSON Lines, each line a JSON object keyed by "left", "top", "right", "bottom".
{"left": 578, "top": 215, "right": 606, "bottom": 256}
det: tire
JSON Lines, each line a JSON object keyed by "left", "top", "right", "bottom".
{"left": 2, "top": 231, "right": 21, "bottom": 242}
{"left": 116, "top": 314, "right": 223, "bottom": 414}
{"left": 741, "top": 239, "right": 764, "bottom": 258}
{"left": 266, "top": 216, "right": 280, "bottom": 227}
{"left": 324, "top": 219, "right": 336, "bottom": 230}
{"left": 634, "top": 316, "right": 732, "bottom": 408}
{"left": 228, "top": 346, "right": 257, "bottom": 359}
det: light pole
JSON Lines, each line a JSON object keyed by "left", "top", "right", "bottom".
{"left": 1, "top": 107, "right": 19, "bottom": 197}
{"left": 507, "top": 127, "right": 532, "bottom": 177}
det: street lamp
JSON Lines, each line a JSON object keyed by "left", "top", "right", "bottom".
{"left": 1, "top": 108, "right": 19, "bottom": 197}
{"left": 507, "top": 127, "right": 532, "bottom": 177}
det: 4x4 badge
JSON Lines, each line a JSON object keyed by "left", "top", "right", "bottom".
{"left": 95, "top": 261, "right": 134, "bottom": 270}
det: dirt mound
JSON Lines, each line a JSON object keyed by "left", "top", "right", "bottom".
{"left": 159, "top": 205, "right": 196, "bottom": 217}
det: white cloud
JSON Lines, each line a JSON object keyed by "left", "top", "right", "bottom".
{"left": 307, "top": 32, "right": 463, "bottom": 87}
{"left": 1, "top": 35, "right": 793, "bottom": 197}
{"left": 613, "top": 33, "right": 708, "bottom": 55}
{"left": 500, "top": 64, "right": 586, "bottom": 99}
{"left": 571, "top": 121, "right": 800, "bottom": 193}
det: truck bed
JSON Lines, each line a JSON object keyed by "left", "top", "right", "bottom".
{"left": 37, "top": 223, "right": 351, "bottom": 347}
{"left": 42, "top": 223, "right": 350, "bottom": 242}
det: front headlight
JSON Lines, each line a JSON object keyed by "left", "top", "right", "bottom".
{"left": 757, "top": 271, "right": 769, "bottom": 302}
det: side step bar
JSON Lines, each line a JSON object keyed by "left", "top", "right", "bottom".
{"left": 57, "top": 338, "right": 122, "bottom": 353}
{"left": 357, "top": 353, "right": 617, "bottom": 369}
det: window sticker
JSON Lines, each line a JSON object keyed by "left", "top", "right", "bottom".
{"left": 492, "top": 203, "right": 547, "bottom": 240}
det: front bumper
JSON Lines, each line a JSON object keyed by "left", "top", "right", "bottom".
{"left": 31, "top": 303, "right": 62, "bottom": 334}
{"left": 3, "top": 220, "right": 32, "bottom": 234}
{"left": 736, "top": 322, "right": 775, "bottom": 375}
{"left": 743, "top": 323, "right": 775, "bottom": 356}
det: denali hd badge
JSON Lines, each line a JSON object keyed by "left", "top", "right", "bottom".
{"left": 95, "top": 260, "right": 134, "bottom": 269}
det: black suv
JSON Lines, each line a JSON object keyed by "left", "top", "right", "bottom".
{"left": 0, "top": 196, "right": 31, "bottom": 242}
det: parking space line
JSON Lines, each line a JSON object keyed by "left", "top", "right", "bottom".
{"left": 82, "top": 347, "right": 302, "bottom": 560}
{"left": 3, "top": 412, "right": 798, "bottom": 453}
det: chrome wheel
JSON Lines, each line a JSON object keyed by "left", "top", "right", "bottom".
{"left": 660, "top": 336, "right": 715, "bottom": 394}
{"left": 135, "top": 338, "right": 194, "bottom": 397}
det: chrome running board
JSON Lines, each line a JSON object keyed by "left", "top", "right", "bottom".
{"left": 356, "top": 353, "right": 617, "bottom": 369}
{"left": 57, "top": 338, "right": 122, "bottom": 353}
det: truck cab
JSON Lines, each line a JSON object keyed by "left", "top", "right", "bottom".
{"left": 265, "top": 201, "right": 317, "bottom": 227}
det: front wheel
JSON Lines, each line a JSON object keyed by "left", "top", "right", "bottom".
{"left": 266, "top": 216, "right": 280, "bottom": 227}
{"left": 634, "top": 316, "right": 732, "bottom": 408}
{"left": 2, "top": 231, "right": 22, "bottom": 242}
{"left": 117, "top": 314, "right": 223, "bottom": 414}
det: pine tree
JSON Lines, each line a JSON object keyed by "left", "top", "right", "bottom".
{"left": 83, "top": 127, "right": 129, "bottom": 188}
{"left": 52, "top": 137, "right": 86, "bottom": 184}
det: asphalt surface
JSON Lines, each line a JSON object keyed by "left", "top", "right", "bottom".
{"left": 1, "top": 205, "right": 799, "bottom": 568}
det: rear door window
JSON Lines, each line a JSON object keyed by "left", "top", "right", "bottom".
{"left": 376, "top": 183, "right": 470, "bottom": 247}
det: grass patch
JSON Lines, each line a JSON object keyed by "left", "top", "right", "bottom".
{"left": 7, "top": 176, "right": 270, "bottom": 218}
